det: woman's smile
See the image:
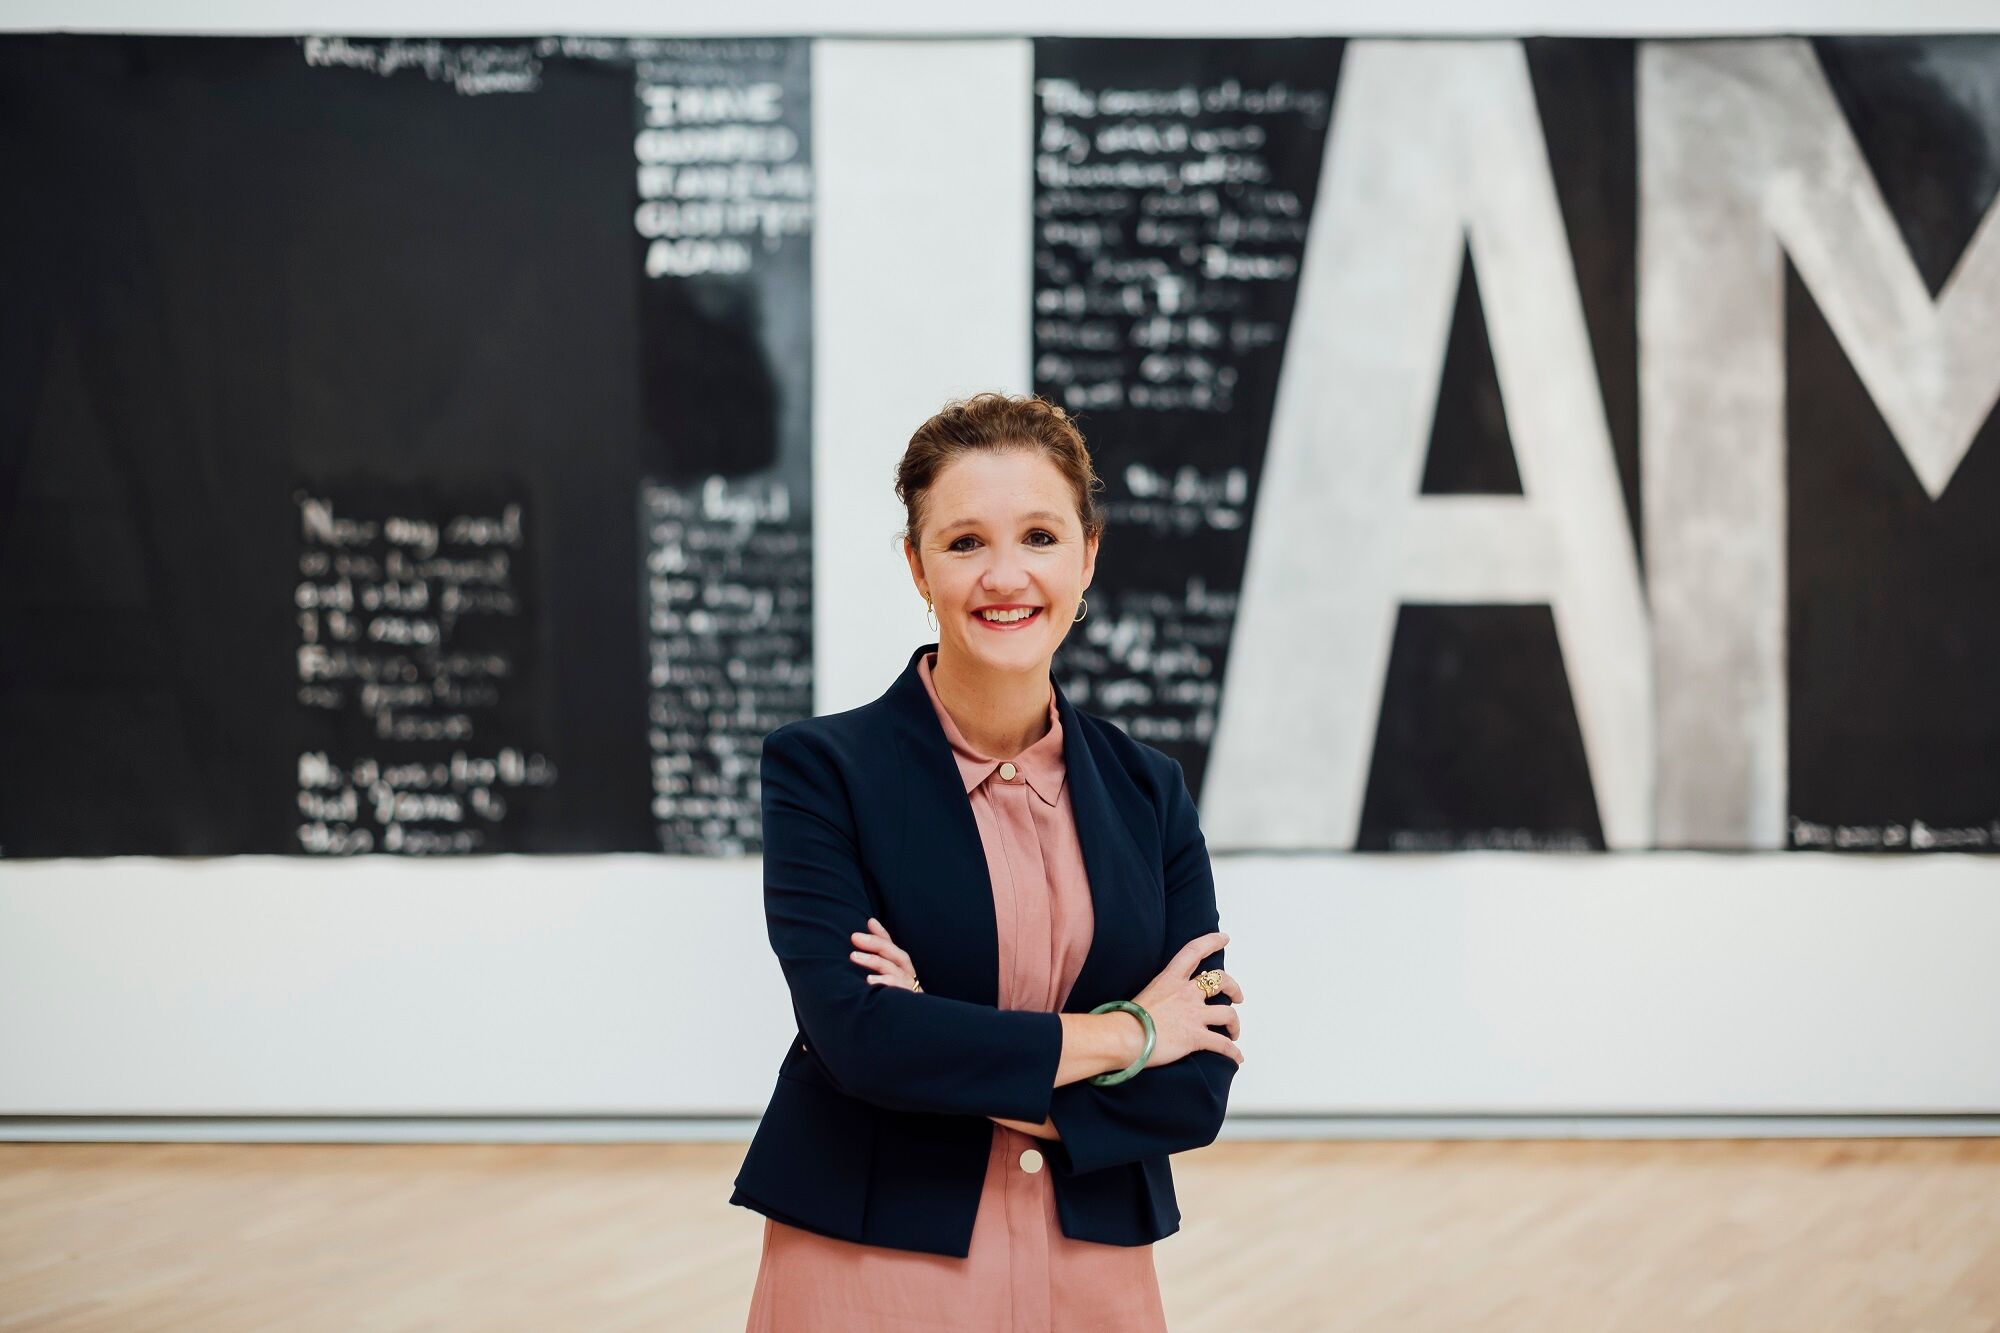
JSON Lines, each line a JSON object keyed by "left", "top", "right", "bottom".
{"left": 971, "top": 604, "right": 1044, "bottom": 630}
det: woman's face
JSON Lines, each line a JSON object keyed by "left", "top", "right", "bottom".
{"left": 904, "top": 448, "right": 1098, "bottom": 674}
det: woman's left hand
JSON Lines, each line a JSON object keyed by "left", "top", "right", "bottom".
{"left": 850, "top": 917, "right": 921, "bottom": 991}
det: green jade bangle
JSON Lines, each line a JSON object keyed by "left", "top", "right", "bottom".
{"left": 1087, "top": 999, "right": 1155, "bottom": 1086}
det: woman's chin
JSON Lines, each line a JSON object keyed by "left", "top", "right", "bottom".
{"left": 952, "top": 621, "right": 1051, "bottom": 665}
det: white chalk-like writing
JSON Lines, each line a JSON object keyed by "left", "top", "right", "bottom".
{"left": 641, "top": 477, "right": 813, "bottom": 855}
{"left": 293, "top": 489, "right": 553, "bottom": 854}
{"left": 632, "top": 54, "right": 813, "bottom": 277}
{"left": 301, "top": 36, "right": 542, "bottom": 96}
{"left": 1032, "top": 72, "right": 1327, "bottom": 416}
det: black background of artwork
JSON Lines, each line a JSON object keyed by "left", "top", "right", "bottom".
{"left": 1787, "top": 37, "right": 2000, "bottom": 842}
{"left": 1787, "top": 257, "right": 2000, "bottom": 834}
{"left": 0, "top": 35, "right": 803, "bottom": 856}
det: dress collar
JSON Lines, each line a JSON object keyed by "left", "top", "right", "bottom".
{"left": 917, "top": 650, "right": 1067, "bottom": 806}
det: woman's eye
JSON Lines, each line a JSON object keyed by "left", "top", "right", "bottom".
{"left": 948, "top": 531, "right": 1055, "bottom": 552}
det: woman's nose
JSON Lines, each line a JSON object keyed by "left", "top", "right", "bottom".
{"left": 980, "top": 556, "right": 1030, "bottom": 592}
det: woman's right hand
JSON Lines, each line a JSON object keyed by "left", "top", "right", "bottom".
{"left": 1126, "top": 931, "right": 1244, "bottom": 1070}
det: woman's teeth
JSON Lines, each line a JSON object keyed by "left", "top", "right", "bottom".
{"left": 975, "top": 608, "right": 1042, "bottom": 626}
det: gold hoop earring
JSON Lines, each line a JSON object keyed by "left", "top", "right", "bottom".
{"left": 1073, "top": 597, "right": 1088, "bottom": 624}
{"left": 926, "top": 598, "right": 938, "bottom": 632}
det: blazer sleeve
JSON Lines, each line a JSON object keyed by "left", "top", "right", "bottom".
{"left": 759, "top": 723, "right": 1065, "bottom": 1124}
{"left": 1043, "top": 756, "right": 1238, "bottom": 1177}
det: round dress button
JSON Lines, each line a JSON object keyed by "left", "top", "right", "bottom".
{"left": 999, "top": 762, "right": 1017, "bottom": 781}
{"left": 1019, "top": 1147, "right": 1044, "bottom": 1173}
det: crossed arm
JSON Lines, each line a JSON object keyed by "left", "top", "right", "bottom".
{"left": 761, "top": 725, "right": 1235, "bottom": 1175}
{"left": 848, "top": 917, "right": 1149, "bottom": 1140}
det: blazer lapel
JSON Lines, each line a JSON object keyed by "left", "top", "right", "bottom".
{"left": 1052, "top": 675, "right": 1159, "bottom": 1011}
{"left": 881, "top": 643, "right": 1160, "bottom": 1015}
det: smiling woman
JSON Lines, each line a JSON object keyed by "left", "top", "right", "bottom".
{"left": 733, "top": 391, "right": 1244, "bottom": 1331}
{"left": 896, "top": 393, "right": 1105, "bottom": 759}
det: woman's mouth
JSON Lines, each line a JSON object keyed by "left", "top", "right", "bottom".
{"left": 971, "top": 607, "right": 1043, "bottom": 631}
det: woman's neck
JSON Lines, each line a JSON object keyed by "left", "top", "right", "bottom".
{"left": 930, "top": 648, "right": 1053, "bottom": 759}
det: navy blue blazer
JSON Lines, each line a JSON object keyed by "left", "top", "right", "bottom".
{"left": 728, "top": 641, "right": 1236, "bottom": 1258}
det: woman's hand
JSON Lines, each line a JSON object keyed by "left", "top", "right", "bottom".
{"left": 850, "top": 917, "right": 921, "bottom": 991}
{"left": 1128, "top": 931, "right": 1244, "bottom": 1070}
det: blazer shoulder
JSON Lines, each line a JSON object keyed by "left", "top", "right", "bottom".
{"left": 762, "top": 696, "right": 893, "bottom": 767}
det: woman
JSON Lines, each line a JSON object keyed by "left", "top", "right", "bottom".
{"left": 733, "top": 392, "right": 1246, "bottom": 1331}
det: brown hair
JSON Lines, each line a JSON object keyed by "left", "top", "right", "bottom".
{"left": 894, "top": 392, "right": 1106, "bottom": 552}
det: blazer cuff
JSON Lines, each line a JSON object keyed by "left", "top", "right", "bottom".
{"left": 1041, "top": 1053, "right": 1228, "bottom": 1177}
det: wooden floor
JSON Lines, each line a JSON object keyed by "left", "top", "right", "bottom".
{"left": 3, "top": 1137, "right": 1997, "bottom": 1331}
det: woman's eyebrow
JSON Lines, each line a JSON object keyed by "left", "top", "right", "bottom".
{"left": 939, "top": 510, "right": 1066, "bottom": 532}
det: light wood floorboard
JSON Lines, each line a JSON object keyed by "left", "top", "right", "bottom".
{"left": 2, "top": 1139, "right": 1997, "bottom": 1331}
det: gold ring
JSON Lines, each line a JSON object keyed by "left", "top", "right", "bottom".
{"left": 1194, "top": 969, "right": 1223, "bottom": 998}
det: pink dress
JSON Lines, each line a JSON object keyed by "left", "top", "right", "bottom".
{"left": 744, "top": 650, "right": 1168, "bottom": 1333}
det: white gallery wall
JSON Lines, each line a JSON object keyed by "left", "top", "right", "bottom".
{"left": 4, "top": 5, "right": 1999, "bottom": 1132}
